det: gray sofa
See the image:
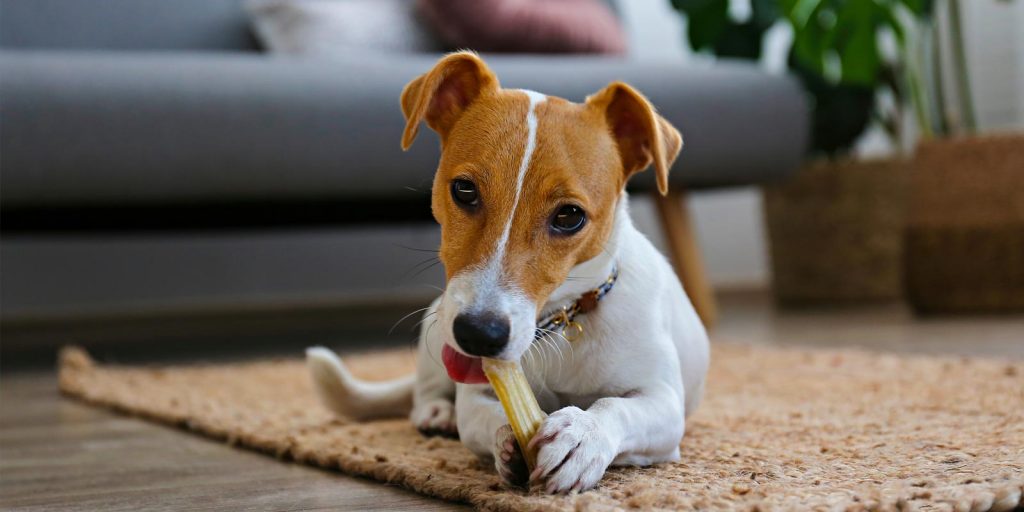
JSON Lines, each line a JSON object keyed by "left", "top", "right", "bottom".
{"left": 0, "top": 0, "right": 808, "bottom": 324}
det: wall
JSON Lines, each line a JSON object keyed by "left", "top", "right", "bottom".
{"left": 960, "top": 0, "right": 1024, "bottom": 130}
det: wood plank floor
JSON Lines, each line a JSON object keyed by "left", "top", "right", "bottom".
{"left": 1, "top": 292, "right": 1021, "bottom": 511}
{"left": 0, "top": 374, "right": 467, "bottom": 512}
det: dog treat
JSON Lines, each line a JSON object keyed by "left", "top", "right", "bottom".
{"left": 482, "top": 358, "right": 546, "bottom": 470}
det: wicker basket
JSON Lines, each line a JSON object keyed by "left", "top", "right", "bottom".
{"left": 904, "top": 134, "right": 1024, "bottom": 314}
{"left": 763, "top": 158, "right": 908, "bottom": 306}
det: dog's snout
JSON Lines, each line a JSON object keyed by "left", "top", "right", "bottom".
{"left": 452, "top": 313, "right": 510, "bottom": 357}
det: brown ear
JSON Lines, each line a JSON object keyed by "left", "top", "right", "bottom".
{"left": 587, "top": 82, "right": 682, "bottom": 195}
{"left": 400, "top": 51, "right": 499, "bottom": 150}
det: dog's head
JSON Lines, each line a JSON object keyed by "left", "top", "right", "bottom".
{"left": 401, "top": 52, "right": 681, "bottom": 382}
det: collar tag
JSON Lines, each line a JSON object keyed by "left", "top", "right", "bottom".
{"left": 535, "top": 264, "right": 618, "bottom": 343}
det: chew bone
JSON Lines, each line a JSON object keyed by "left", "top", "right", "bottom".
{"left": 482, "top": 358, "right": 547, "bottom": 470}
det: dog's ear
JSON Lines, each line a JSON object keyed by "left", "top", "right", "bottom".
{"left": 586, "top": 82, "right": 682, "bottom": 195}
{"left": 400, "top": 51, "right": 499, "bottom": 150}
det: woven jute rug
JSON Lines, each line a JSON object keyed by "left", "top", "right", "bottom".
{"left": 58, "top": 344, "right": 1023, "bottom": 511}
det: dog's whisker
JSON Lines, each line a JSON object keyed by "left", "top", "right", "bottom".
{"left": 424, "top": 318, "right": 442, "bottom": 369}
{"left": 426, "top": 317, "right": 439, "bottom": 339}
{"left": 542, "top": 334, "right": 558, "bottom": 367}
{"left": 540, "top": 334, "right": 559, "bottom": 374}
{"left": 537, "top": 327, "right": 573, "bottom": 377}
{"left": 388, "top": 306, "right": 434, "bottom": 335}
{"left": 539, "top": 331, "right": 563, "bottom": 366}
{"left": 393, "top": 243, "right": 440, "bottom": 253}
{"left": 540, "top": 333, "right": 566, "bottom": 380}
{"left": 540, "top": 326, "right": 572, "bottom": 350}
{"left": 408, "top": 254, "right": 441, "bottom": 269}
{"left": 532, "top": 333, "right": 548, "bottom": 374}
{"left": 552, "top": 330, "right": 574, "bottom": 359}
{"left": 411, "top": 311, "right": 437, "bottom": 330}
{"left": 537, "top": 327, "right": 562, "bottom": 345}
{"left": 409, "top": 259, "right": 442, "bottom": 279}
{"left": 550, "top": 335, "right": 568, "bottom": 367}
{"left": 525, "top": 344, "right": 540, "bottom": 375}
{"left": 537, "top": 340, "right": 553, "bottom": 376}
{"left": 399, "top": 255, "right": 441, "bottom": 280}
{"left": 402, "top": 185, "right": 432, "bottom": 195}
{"left": 530, "top": 335, "right": 551, "bottom": 374}
{"left": 555, "top": 334, "right": 575, "bottom": 366}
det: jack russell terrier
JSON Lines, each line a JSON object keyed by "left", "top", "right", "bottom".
{"left": 307, "top": 52, "right": 710, "bottom": 494}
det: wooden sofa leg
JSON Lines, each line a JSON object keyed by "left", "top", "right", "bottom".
{"left": 652, "top": 191, "right": 718, "bottom": 329}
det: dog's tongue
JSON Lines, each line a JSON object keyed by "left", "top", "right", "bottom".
{"left": 442, "top": 344, "right": 489, "bottom": 384}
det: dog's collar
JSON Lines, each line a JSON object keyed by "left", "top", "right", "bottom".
{"left": 535, "top": 264, "right": 619, "bottom": 343}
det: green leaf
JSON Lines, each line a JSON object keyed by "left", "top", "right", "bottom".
{"left": 832, "top": 0, "right": 882, "bottom": 86}
{"left": 790, "top": 49, "right": 875, "bottom": 155}
{"left": 671, "top": 0, "right": 768, "bottom": 59}
{"left": 670, "top": 0, "right": 719, "bottom": 11}
{"left": 672, "top": 0, "right": 730, "bottom": 52}
{"left": 838, "top": 24, "right": 880, "bottom": 85}
{"left": 783, "top": 0, "right": 823, "bottom": 28}
{"left": 879, "top": 7, "right": 906, "bottom": 45}
{"left": 789, "top": 1, "right": 830, "bottom": 79}
{"left": 898, "top": 0, "right": 936, "bottom": 18}
{"left": 713, "top": 20, "right": 765, "bottom": 59}
{"left": 750, "top": 0, "right": 781, "bottom": 30}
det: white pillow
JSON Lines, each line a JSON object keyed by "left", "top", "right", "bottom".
{"left": 245, "top": 0, "right": 442, "bottom": 55}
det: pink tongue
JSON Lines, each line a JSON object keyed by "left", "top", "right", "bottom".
{"left": 442, "top": 344, "right": 489, "bottom": 384}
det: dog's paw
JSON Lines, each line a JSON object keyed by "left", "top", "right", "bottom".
{"left": 529, "top": 406, "right": 614, "bottom": 494}
{"left": 410, "top": 398, "right": 458, "bottom": 437}
{"left": 493, "top": 424, "right": 528, "bottom": 486}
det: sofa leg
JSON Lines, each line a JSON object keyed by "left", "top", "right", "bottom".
{"left": 652, "top": 191, "right": 718, "bottom": 329}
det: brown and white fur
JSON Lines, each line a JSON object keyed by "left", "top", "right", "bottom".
{"left": 307, "top": 52, "right": 710, "bottom": 493}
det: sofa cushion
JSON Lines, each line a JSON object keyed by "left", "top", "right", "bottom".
{"left": 246, "top": 0, "right": 443, "bottom": 55}
{"left": 0, "top": 51, "right": 807, "bottom": 207}
{"left": 417, "top": 0, "right": 626, "bottom": 54}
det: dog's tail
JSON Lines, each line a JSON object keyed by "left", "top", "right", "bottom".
{"left": 306, "top": 346, "right": 415, "bottom": 421}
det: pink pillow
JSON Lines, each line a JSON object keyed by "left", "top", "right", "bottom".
{"left": 417, "top": 0, "right": 626, "bottom": 55}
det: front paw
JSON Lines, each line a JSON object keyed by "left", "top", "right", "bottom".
{"left": 410, "top": 398, "right": 457, "bottom": 437}
{"left": 528, "top": 406, "right": 614, "bottom": 493}
{"left": 493, "top": 424, "right": 528, "bottom": 486}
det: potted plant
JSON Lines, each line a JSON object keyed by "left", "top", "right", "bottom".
{"left": 671, "top": 0, "right": 929, "bottom": 306}
{"left": 901, "top": 0, "right": 1024, "bottom": 314}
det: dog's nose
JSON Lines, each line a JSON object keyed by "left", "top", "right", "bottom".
{"left": 452, "top": 313, "right": 510, "bottom": 357}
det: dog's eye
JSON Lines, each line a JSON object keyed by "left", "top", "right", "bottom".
{"left": 451, "top": 179, "right": 479, "bottom": 208}
{"left": 551, "top": 205, "right": 586, "bottom": 234}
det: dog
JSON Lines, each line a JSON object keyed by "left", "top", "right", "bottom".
{"left": 307, "top": 51, "right": 710, "bottom": 494}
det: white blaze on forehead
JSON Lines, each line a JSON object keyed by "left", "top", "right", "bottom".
{"left": 442, "top": 89, "right": 547, "bottom": 359}
{"left": 491, "top": 89, "right": 546, "bottom": 264}
{"left": 446, "top": 89, "right": 548, "bottom": 360}
{"left": 458, "top": 90, "right": 545, "bottom": 314}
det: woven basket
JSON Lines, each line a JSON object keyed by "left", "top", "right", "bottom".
{"left": 763, "top": 158, "right": 908, "bottom": 306}
{"left": 904, "top": 134, "right": 1024, "bottom": 314}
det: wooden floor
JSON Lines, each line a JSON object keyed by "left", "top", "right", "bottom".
{"left": 1, "top": 291, "right": 1021, "bottom": 511}
{"left": 0, "top": 373, "right": 462, "bottom": 512}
